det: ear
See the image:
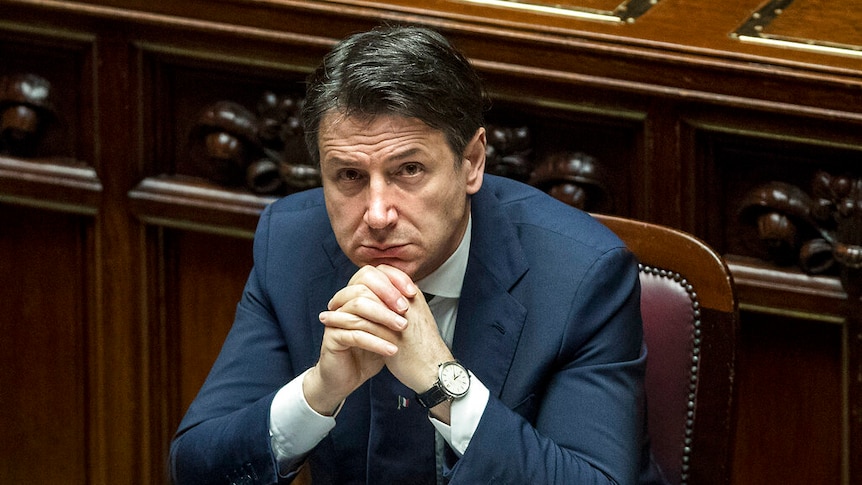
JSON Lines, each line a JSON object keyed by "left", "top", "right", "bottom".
{"left": 463, "top": 127, "right": 486, "bottom": 195}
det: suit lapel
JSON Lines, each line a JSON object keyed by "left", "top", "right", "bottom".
{"left": 452, "top": 185, "right": 529, "bottom": 398}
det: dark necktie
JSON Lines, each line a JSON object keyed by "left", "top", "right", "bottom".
{"left": 366, "top": 367, "right": 437, "bottom": 484}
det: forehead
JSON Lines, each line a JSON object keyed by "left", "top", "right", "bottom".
{"left": 319, "top": 112, "right": 450, "bottom": 153}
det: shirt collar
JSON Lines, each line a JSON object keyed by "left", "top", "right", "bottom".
{"left": 415, "top": 216, "right": 471, "bottom": 299}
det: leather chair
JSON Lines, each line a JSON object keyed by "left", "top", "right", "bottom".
{"left": 594, "top": 214, "right": 739, "bottom": 485}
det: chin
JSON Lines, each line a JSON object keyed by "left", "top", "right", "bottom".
{"left": 349, "top": 256, "right": 416, "bottom": 278}
{"left": 386, "top": 261, "right": 420, "bottom": 280}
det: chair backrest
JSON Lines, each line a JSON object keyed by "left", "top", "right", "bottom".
{"left": 593, "top": 214, "right": 739, "bottom": 485}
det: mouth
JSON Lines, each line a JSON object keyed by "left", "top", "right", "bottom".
{"left": 352, "top": 243, "right": 420, "bottom": 277}
{"left": 359, "top": 244, "right": 409, "bottom": 259}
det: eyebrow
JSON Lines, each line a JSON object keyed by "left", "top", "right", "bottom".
{"left": 323, "top": 147, "right": 426, "bottom": 168}
{"left": 389, "top": 147, "right": 423, "bottom": 162}
{"left": 323, "top": 157, "right": 361, "bottom": 169}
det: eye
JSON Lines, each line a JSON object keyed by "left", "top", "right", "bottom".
{"left": 397, "top": 162, "right": 424, "bottom": 177}
{"left": 337, "top": 168, "right": 364, "bottom": 182}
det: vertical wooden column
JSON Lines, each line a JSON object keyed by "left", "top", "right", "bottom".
{"left": 88, "top": 29, "right": 147, "bottom": 484}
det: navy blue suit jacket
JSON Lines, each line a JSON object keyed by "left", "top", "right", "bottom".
{"left": 170, "top": 175, "right": 661, "bottom": 484}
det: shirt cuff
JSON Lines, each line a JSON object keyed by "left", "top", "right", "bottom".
{"left": 429, "top": 372, "right": 490, "bottom": 457}
{"left": 269, "top": 368, "right": 339, "bottom": 470}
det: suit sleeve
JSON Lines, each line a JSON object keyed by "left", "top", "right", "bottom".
{"left": 169, "top": 206, "right": 291, "bottom": 485}
{"left": 449, "top": 247, "right": 648, "bottom": 485}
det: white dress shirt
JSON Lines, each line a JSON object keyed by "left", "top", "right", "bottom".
{"left": 269, "top": 216, "right": 490, "bottom": 476}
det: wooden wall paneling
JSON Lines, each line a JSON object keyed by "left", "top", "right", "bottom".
{"left": 135, "top": 45, "right": 307, "bottom": 178}
{"left": 684, "top": 106, "right": 862, "bottom": 255}
{"left": 144, "top": 224, "right": 172, "bottom": 485}
{"left": 0, "top": 205, "right": 91, "bottom": 484}
{"left": 447, "top": 33, "right": 862, "bottom": 127}
{"left": 679, "top": 109, "right": 712, "bottom": 239}
{"left": 168, "top": 229, "right": 253, "bottom": 424}
{"left": 0, "top": 156, "right": 102, "bottom": 215}
{"left": 478, "top": 68, "right": 653, "bottom": 217}
{"left": 850, "top": 308, "right": 862, "bottom": 485}
{"left": 0, "top": 20, "right": 148, "bottom": 483}
{"left": 129, "top": 36, "right": 319, "bottom": 236}
{"left": 709, "top": 131, "right": 861, "bottom": 260}
{"left": 0, "top": 20, "right": 105, "bottom": 485}
{"left": 687, "top": 107, "right": 862, "bottom": 483}
{"left": 147, "top": 227, "right": 254, "bottom": 482}
{"left": 6, "top": 1, "right": 862, "bottom": 111}
{"left": 732, "top": 312, "right": 844, "bottom": 484}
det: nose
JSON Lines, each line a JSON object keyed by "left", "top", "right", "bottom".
{"left": 364, "top": 177, "right": 398, "bottom": 230}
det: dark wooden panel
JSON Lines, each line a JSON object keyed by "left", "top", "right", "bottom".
{"left": 0, "top": 205, "right": 90, "bottom": 484}
{"left": 171, "top": 230, "right": 253, "bottom": 411}
{"left": 732, "top": 312, "right": 843, "bottom": 484}
{"left": 153, "top": 229, "right": 254, "bottom": 462}
{"left": 145, "top": 228, "right": 254, "bottom": 481}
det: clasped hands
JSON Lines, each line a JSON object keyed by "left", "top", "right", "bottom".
{"left": 303, "top": 264, "right": 454, "bottom": 418}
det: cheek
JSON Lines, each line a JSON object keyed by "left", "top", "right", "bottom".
{"left": 325, "top": 194, "right": 360, "bottom": 234}
{"left": 420, "top": 190, "right": 468, "bottom": 240}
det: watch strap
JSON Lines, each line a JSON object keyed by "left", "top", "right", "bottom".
{"left": 415, "top": 382, "right": 449, "bottom": 408}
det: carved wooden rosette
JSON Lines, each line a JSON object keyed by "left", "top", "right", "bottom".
{"left": 529, "top": 150, "right": 609, "bottom": 212}
{"left": 188, "top": 91, "right": 320, "bottom": 195}
{"left": 0, "top": 73, "right": 56, "bottom": 157}
{"left": 483, "top": 123, "right": 610, "bottom": 211}
{"left": 739, "top": 172, "right": 862, "bottom": 293}
{"left": 485, "top": 123, "right": 533, "bottom": 182}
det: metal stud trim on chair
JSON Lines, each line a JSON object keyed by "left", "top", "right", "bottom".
{"left": 639, "top": 263, "right": 701, "bottom": 485}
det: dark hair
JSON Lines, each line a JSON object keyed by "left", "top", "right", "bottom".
{"left": 302, "top": 25, "right": 488, "bottom": 165}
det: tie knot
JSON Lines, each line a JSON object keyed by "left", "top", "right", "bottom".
{"left": 422, "top": 292, "right": 435, "bottom": 302}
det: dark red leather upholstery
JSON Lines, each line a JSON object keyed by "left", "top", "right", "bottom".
{"left": 640, "top": 267, "right": 700, "bottom": 485}
{"left": 594, "top": 214, "right": 738, "bottom": 485}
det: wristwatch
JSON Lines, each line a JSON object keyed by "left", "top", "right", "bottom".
{"left": 415, "top": 360, "right": 471, "bottom": 408}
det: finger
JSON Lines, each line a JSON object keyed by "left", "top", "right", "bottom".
{"left": 375, "top": 264, "right": 419, "bottom": 299}
{"left": 328, "top": 282, "right": 383, "bottom": 311}
{"left": 322, "top": 324, "right": 399, "bottom": 356}
{"left": 322, "top": 296, "right": 408, "bottom": 331}
{"left": 345, "top": 265, "right": 410, "bottom": 313}
{"left": 343, "top": 296, "right": 409, "bottom": 330}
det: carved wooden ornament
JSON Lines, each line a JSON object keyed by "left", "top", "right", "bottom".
{"left": 739, "top": 171, "right": 862, "bottom": 298}
{"left": 0, "top": 73, "right": 55, "bottom": 157}
{"left": 188, "top": 92, "right": 320, "bottom": 194}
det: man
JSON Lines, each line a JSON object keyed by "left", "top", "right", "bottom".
{"left": 171, "top": 25, "right": 662, "bottom": 484}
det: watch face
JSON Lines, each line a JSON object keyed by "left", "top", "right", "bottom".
{"left": 440, "top": 362, "right": 470, "bottom": 397}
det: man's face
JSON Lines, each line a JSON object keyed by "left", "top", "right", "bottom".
{"left": 319, "top": 113, "right": 485, "bottom": 281}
